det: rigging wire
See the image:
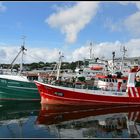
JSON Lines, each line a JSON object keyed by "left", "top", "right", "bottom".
{"left": 24, "top": 52, "right": 47, "bottom": 63}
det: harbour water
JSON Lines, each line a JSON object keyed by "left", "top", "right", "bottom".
{"left": 0, "top": 95, "right": 140, "bottom": 138}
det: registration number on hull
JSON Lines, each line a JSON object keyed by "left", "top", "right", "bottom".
{"left": 54, "top": 92, "right": 64, "bottom": 97}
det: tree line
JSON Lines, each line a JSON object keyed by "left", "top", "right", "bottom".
{"left": 0, "top": 60, "right": 85, "bottom": 72}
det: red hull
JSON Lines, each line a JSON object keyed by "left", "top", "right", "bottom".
{"left": 34, "top": 81, "right": 140, "bottom": 105}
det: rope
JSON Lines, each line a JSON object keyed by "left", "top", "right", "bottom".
{"left": 24, "top": 53, "right": 47, "bottom": 62}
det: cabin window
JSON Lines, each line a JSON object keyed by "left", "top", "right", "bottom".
{"left": 27, "top": 76, "right": 38, "bottom": 81}
{"left": 124, "top": 63, "right": 127, "bottom": 66}
{"left": 123, "top": 80, "right": 126, "bottom": 83}
{"left": 109, "top": 79, "right": 111, "bottom": 82}
{"left": 136, "top": 76, "right": 140, "bottom": 87}
{"left": 112, "top": 79, "right": 114, "bottom": 83}
{"left": 106, "top": 79, "right": 108, "bottom": 82}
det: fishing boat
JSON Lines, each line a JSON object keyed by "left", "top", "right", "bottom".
{"left": 34, "top": 59, "right": 140, "bottom": 105}
{"left": 75, "top": 43, "right": 106, "bottom": 81}
{"left": 74, "top": 46, "right": 129, "bottom": 92}
{"left": 0, "top": 40, "right": 40, "bottom": 101}
{"left": 36, "top": 104, "right": 140, "bottom": 138}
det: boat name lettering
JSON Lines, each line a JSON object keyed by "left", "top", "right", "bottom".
{"left": 54, "top": 92, "right": 64, "bottom": 97}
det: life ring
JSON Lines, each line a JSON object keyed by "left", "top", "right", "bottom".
{"left": 109, "top": 83, "right": 114, "bottom": 87}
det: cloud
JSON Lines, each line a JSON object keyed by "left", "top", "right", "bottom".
{"left": 46, "top": 1, "right": 100, "bottom": 44}
{"left": 103, "top": 2, "right": 140, "bottom": 36}
{"left": 72, "top": 41, "right": 122, "bottom": 61}
{"left": 124, "top": 11, "right": 140, "bottom": 36}
{"left": 104, "top": 18, "right": 123, "bottom": 32}
{"left": 0, "top": 38, "right": 140, "bottom": 63}
{"left": 125, "top": 38, "right": 140, "bottom": 57}
{"left": 0, "top": 2, "right": 6, "bottom": 12}
{"left": 135, "top": 2, "right": 140, "bottom": 10}
{"left": 119, "top": 1, "right": 140, "bottom": 10}
{"left": 118, "top": 1, "right": 140, "bottom": 37}
{"left": 24, "top": 47, "right": 61, "bottom": 63}
{"left": 0, "top": 45, "right": 63, "bottom": 64}
{"left": 71, "top": 38, "right": 140, "bottom": 61}
{"left": 0, "top": 46, "right": 19, "bottom": 63}
{"left": 46, "top": 1, "right": 140, "bottom": 44}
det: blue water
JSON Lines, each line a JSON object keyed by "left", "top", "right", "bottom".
{"left": 0, "top": 100, "right": 140, "bottom": 138}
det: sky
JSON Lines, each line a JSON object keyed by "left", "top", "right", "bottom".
{"left": 0, "top": 1, "right": 140, "bottom": 64}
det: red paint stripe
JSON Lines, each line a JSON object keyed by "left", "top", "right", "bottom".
{"left": 128, "top": 87, "right": 132, "bottom": 97}
{"left": 134, "top": 88, "right": 139, "bottom": 98}
{"left": 132, "top": 87, "right": 137, "bottom": 98}
{"left": 136, "top": 88, "right": 140, "bottom": 98}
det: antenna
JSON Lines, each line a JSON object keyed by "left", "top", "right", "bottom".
{"left": 112, "top": 51, "right": 115, "bottom": 66}
{"left": 120, "top": 44, "right": 127, "bottom": 56}
{"left": 120, "top": 45, "right": 127, "bottom": 73}
{"left": 21, "top": 35, "right": 26, "bottom": 47}
{"left": 89, "top": 42, "right": 94, "bottom": 59}
{"left": 112, "top": 51, "right": 115, "bottom": 61}
{"left": 120, "top": 45, "right": 127, "bottom": 60}
{"left": 56, "top": 51, "right": 64, "bottom": 80}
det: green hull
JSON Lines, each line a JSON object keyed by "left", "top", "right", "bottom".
{"left": 0, "top": 78, "right": 40, "bottom": 101}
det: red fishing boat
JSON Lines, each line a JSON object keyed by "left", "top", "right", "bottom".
{"left": 34, "top": 65, "right": 140, "bottom": 105}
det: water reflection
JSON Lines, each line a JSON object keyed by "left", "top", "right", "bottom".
{"left": 0, "top": 100, "right": 56, "bottom": 138}
{"left": 1, "top": 100, "right": 140, "bottom": 138}
{"left": 36, "top": 104, "right": 140, "bottom": 138}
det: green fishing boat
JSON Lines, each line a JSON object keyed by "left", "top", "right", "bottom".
{"left": 0, "top": 74, "right": 40, "bottom": 100}
{"left": 0, "top": 40, "right": 40, "bottom": 101}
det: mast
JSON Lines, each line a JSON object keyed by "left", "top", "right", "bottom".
{"left": 19, "top": 35, "right": 27, "bottom": 75}
{"left": 56, "top": 52, "right": 64, "bottom": 80}
{"left": 9, "top": 36, "right": 27, "bottom": 75}
{"left": 120, "top": 45, "right": 127, "bottom": 73}
{"left": 89, "top": 42, "right": 94, "bottom": 60}
{"left": 112, "top": 51, "right": 115, "bottom": 73}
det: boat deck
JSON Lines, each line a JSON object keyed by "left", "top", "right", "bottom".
{"left": 45, "top": 80, "right": 128, "bottom": 97}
